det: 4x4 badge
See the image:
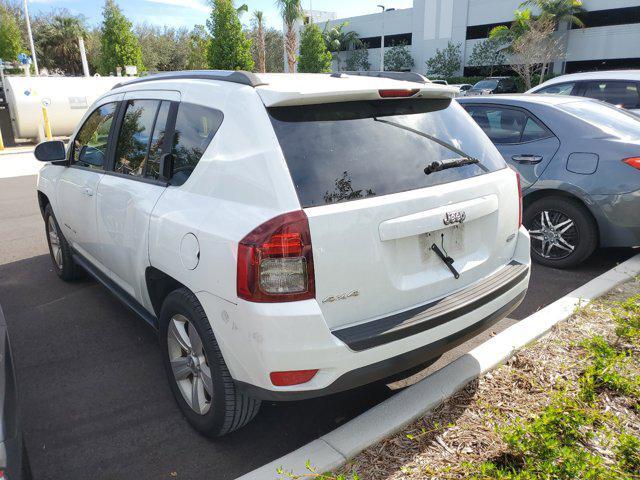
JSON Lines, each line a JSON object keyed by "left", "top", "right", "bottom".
{"left": 322, "top": 290, "right": 360, "bottom": 303}
{"left": 443, "top": 211, "right": 466, "bottom": 225}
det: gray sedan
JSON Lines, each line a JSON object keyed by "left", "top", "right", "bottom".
{"left": 458, "top": 95, "right": 640, "bottom": 268}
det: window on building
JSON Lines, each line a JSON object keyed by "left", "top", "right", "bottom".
{"left": 466, "top": 21, "right": 511, "bottom": 40}
{"left": 572, "top": 6, "right": 640, "bottom": 29}
{"left": 566, "top": 58, "right": 640, "bottom": 73}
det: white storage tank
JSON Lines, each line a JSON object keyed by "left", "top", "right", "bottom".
{"left": 3, "top": 76, "right": 126, "bottom": 140}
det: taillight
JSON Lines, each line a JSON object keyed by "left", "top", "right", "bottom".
{"left": 623, "top": 157, "right": 640, "bottom": 170}
{"left": 516, "top": 171, "right": 523, "bottom": 228}
{"left": 237, "top": 210, "right": 315, "bottom": 302}
{"left": 270, "top": 369, "right": 318, "bottom": 386}
{"left": 379, "top": 88, "right": 420, "bottom": 98}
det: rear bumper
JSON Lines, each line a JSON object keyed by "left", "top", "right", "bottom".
{"left": 590, "top": 189, "right": 640, "bottom": 248}
{"left": 197, "top": 227, "right": 531, "bottom": 400}
{"left": 236, "top": 288, "right": 526, "bottom": 401}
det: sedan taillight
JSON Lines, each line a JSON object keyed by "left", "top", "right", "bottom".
{"left": 237, "top": 211, "right": 315, "bottom": 302}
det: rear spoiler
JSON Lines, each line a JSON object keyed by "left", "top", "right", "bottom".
{"left": 338, "top": 71, "right": 430, "bottom": 84}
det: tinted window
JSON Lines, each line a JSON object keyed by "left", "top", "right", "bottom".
{"left": 72, "top": 102, "right": 117, "bottom": 169}
{"left": 583, "top": 81, "right": 640, "bottom": 109}
{"left": 114, "top": 100, "right": 160, "bottom": 176}
{"left": 521, "top": 117, "right": 551, "bottom": 142}
{"left": 269, "top": 99, "right": 506, "bottom": 208}
{"left": 474, "top": 79, "right": 498, "bottom": 90}
{"left": 536, "top": 82, "right": 577, "bottom": 95}
{"left": 559, "top": 100, "right": 640, "bottom": 140}
{"left": 169, "top": 104, "right": 223, "bottom": 186}
{"left": 147, "top": 101, "right": 171, "bottom": 180}
{"left": 465, "top": 106, "right": 526, "bottom": 143}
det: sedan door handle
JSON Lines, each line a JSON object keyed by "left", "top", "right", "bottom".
{"left": 512, "top": 155, "right": 543, "bottom": 165}
{"left": 82, "top": 187, "right": 94, "bottom": 197}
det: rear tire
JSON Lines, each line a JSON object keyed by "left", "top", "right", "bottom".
{"left": 159, "top": 288, "right": 261, "bottom": 437}
{"left": 524, "top": 196, "right": 598, "bottom": 269}
{"left": 44, "top": 204, "right": 82, "bottom": 281}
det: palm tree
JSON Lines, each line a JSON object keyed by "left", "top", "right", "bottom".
{"left": 489, "top": 9, "right": 532, "bottom": 53}
{"left": 322, "top": 21, "right": 362, "bottom": 53}
{"left": 275, "top": 0, "right": 303, "bottom": 73}
{"left": 253, "top": 10, "right": 266, "bottom": 73}
{"left": 520, "top": 0, "right": 585, "bottom": 29}
{"left": 35, "top": 14, "right": 88, "bottom": 75}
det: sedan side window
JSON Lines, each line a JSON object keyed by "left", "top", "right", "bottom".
{"left": 583, "top": 81, "right": 640, "bottom": 109}
{"left": 536, "top": 82, "right": 577, "bottom": 96}
{"left": 72, "top": 102, "right": 117, "bottom": 169}
{"left": 466, "top": 106, "right": 526, "bottom": 144}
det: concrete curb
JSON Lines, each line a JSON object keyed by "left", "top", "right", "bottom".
{"left": 239, "top": 254, "right": 640, "bottom": 480}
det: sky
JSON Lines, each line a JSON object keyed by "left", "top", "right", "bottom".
{"left": 27, "top": 0, "right": 414, "bottom": 31}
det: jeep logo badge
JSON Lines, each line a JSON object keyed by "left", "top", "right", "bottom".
{"left": 443, "top": 211, "right": 466, "bottom": 225}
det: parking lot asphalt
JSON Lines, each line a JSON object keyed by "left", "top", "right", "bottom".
{"left": 0, "top": 174, "right": 636, "bottom": 480}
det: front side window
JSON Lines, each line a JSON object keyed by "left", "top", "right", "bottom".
{"left": 536, "top": 82, "right": 577, "bottom": 95}
{"left": 72, "top": 102, "right": 117, "bottom": 169}
{"left": 114, "top": 100, "right": 162, "bottom": 177}
{"left": 583, "top": 81, "right": 640, "bottom": 109}
{"left": 269, "top": 99, "right": 506, "bottom": 208}
{"left": 168, "top": 104, "right": 223, "bottom": 186}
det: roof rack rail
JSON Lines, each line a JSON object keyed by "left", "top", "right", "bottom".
{"left": 339, "top": 71, "right": 429, "bottom": 84}
{"left": 112, "top": 70, "right": 266, "bottom": 90}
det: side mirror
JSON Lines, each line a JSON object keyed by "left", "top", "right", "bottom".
{"left": 34, "top": 141, "right": 66, "bottom": 162}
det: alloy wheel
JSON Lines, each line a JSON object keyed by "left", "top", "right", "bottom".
{"left": 166, "top": 314, "right": 213, "bottom": 415}
{"left": 528, "top": 210, "right": 578, "bottom": 260}
{"left": 47, "top": 216, "right": 63, "bottom": 269}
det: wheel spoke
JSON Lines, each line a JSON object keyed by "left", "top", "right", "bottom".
{"left": 201, "top": 365, "right": 213, "bottom": 396}
{"left": 169, "top": 318, "right": 191, "bottom": 352}
{"left": 55, "top": 247, "right": 63, "bottom": 267}
{"left": 528, "top": 229, "right": 543, "bottom": 235}
{"left": 530, "top": 234, "right": 544, "bottom": 241}
{"left": 543, "top": 239, "right": 554, "bottom": 257}
{"left": 188, "top": 326, "right": 204, "bottom": 355}
{"left": 557, "top": 236, "right": 575, "bottom": 252}
{"left": 171, "top": 358, "right": 191, "bottom": 380}
{"left": 191, "top": 375, "right": 207, "bottom": 414}
{"left": 555, "top": 218, "right": 574, "bottom": 234}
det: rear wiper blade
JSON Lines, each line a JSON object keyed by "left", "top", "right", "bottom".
{"left": 424, "top": 157, "right": 479, "bottom": 175}
{"left": 373, "top": 117, "right": 488, "bottom": 174}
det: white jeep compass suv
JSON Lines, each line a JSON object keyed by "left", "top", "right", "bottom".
{"left": 34, "top": 70, "right": 531, "bottom": 437}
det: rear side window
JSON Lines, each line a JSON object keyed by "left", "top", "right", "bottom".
{"left": 114, "top": 99, "right": 161, "bottom": 177}
{"left": 168, "top": 104, "right": 223, "bottom": 186}
{"left": 582, "top": 81, "right": 640, "bottom": 109}
{"left": 559, "top": 100, "right": 640, "bottom": 139}
{"left": 465, "top": 105, "right": 551, "bottom": 144}
{"left": 269, "top": 99, "right": 506, "bottom": 208}
{"left": 535, "top": 82, "right": 577, "bottom": 95}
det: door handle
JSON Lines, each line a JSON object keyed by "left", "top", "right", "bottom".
{"left": 83, "top": 187, "right": 94, "bottom": 197}
{"left": 512, "top": 155, "right": 543, "bottom": 165}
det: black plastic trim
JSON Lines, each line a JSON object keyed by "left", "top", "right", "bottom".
{"left": 112, "top": 70, "right": 266, "bottom": 90}
{"left": 332, "top": 262, "right": 529, "bottom": 351}
{"left": 72, "top": 250, "right": 158, "bottom": 330}
{"left": 235, "top": 288, "right": 527, "bottom": 402}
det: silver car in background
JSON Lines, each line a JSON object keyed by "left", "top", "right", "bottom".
{"left": 458, "top": 94, "right": 640, "bottom": 268}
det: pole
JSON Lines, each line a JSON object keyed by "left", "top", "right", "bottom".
{"left": 23, "top": 0, "right": 39, "bottom": 76}
{"left": 41, "top": 106, "right": 52, "bottom": 140}
{"left": 378, "top": 5, "right": 385, "bottom": 71}
{"left": 78, "top": 36, "right": 90, "bottom": 77}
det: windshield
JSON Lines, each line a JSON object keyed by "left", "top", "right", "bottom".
{"left": 269, "top": 99, "right": 506, "bottom": 208}
{"left": 473, "top": 80, "right": 499, "bottom": 90}
{"left": 559, "top": 100, "right": 640, "bottom": 140}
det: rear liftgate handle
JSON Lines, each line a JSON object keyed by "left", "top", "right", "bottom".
{"left": 431, "top": 243, "right": 460, "bottom": 279}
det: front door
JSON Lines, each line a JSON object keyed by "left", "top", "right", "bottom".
{"left": 56, "top": 99, "right": 120, "bottom": 269}
{"left": 96, "top": 91, "right": 179, "bottom": 300}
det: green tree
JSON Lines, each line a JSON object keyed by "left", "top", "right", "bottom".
{"left": 489, "top": 9, "right": 533, "bottom": 53}
{"left": 322, "top": 21, "right": 362, "bottom": 53}
{"left": 425, "top": 41, "right": 461, "bottom": 78}
{"left": 99, "top": 0, "right": 144, "bottom": 75}
{"left": 384, "top": 43, "right": 414, "bottom": 72}
{"left": 298, "top": 22, "right": 332, "bottom": 73}
{"left": 468, "top": 37, "right": 506, "bottom": 76}
{"left": 345, "top": 48, "right": 370, "bottom": 71}
{"left": 33, "top": 11, "right": 88, "bottom": 75}
{"left": 136, "top": 24, "right": 189, "bottom": 72}
{"left": 249, "top": 26, "right": 284, "bottom": 73}
{"left": 521, "top": 0, "right": 585, "bottom": 29}
{"left": 85, "top": 27, "right": 103, "bottom": 75}
{"left": 207, "top": 0, "right": 253, "bottom": 71}
{"left": 186, "top": 25, "right": 210, "bottom": 70}
{"left": 0, "top": 4, "right": 24, "bottom": 62}
{"left": 276, "top": 0, "right": 303, "bottom": 72}
{"left": 252, "top": 10, "right": 266, "bottom": 73}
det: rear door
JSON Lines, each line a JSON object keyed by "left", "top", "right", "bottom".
{"left": 96, "top": 90, "right": 178, "bottom": 299}
{"left": 268, "top": 99, "right": 521, "bottom": 330}
{"left": 463, "top": 104, "right": 559, "bottom": 189}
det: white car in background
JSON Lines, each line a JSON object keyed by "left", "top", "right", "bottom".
{"left": 33, "top": 70, "right": 530, "bottom": 437}
{"left": 527, "top": 70, "right": 640, "bottom": 114}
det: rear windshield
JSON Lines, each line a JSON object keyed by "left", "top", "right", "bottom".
{"left": 474, "top": 80, "right": 498, "bottom": 90}
{"left": 559, "top": 100, "right": 640, "bottom": 140}
{"left": 269, "top": 99, "right": 506, "bottom": 208}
